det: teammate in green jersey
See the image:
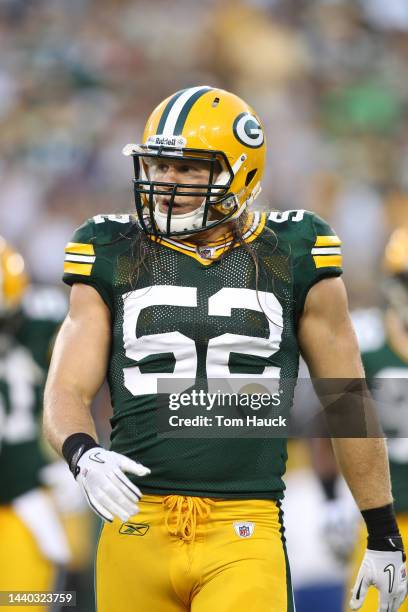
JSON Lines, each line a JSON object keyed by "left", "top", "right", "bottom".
{"left": 0, "top": 237, "right": 71, "bottom": 609}
{"left": 314, "top": 227, "right": 408, "bottom": 611}
{"left": 44, "top": 86, "right": 407, "bottom": 611}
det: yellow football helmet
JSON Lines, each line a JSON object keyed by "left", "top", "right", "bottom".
{"left": 0, "top": 236, "right": 28, "bottom": 317}
{"left": 384, "top": 227, "right": 408, "bottom": 275}
{"left": 383, "top": 228, "right": 408, "bottom": 325}
{"left": 123, "top": 86, "right": 266, "bottom": 237}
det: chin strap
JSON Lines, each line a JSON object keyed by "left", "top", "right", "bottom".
{"left": 153, "top": 201, "right": 206, "bottom": 234}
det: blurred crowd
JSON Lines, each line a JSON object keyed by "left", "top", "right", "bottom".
{"left": 2, "top": 0, "right": 408, "bottom": 304}
{"left": 2, "top": 4, "right": 408, "bottom": 611}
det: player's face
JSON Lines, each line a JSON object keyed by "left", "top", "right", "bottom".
{"left": 146, "top": 158, "right": 219, "bottom": 215}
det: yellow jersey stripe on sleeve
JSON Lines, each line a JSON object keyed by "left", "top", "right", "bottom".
{"left": 63, "top": 261, "right": 93, "bottom": 276}
{"left": 65, "top": 242, "right": 95, "bottom": 256}
{"left": 314, "top": 235, "right": 341, "bottom": 247}
{"left": 313, "top": 255, "right": 342, "bottom": 269}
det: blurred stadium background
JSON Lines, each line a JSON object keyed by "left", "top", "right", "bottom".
{"left": 2, "top": 0, "right": 408, "bottom": 610}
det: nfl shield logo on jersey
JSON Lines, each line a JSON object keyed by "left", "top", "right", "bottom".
{"left": 196, "top": 245, "right": 215, "bottom": 260}
{"left": 233, "top": 522, "right": 255, "bottom": 538}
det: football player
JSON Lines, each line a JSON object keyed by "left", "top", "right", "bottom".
{"left": 338, "top": 228, "right": 408, "bottom": 612}
{"left": 44, "top": 86, "right": 407, "bottom": 611}
{"left": 0, "top": 238, "right": 70, "bottom": 611}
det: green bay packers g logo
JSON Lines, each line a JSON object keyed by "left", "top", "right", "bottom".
{"left": 233, "top": 113, "right": 264, "bottom": 148}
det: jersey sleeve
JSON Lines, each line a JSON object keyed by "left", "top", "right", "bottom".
{"left": 63, "top": 218, "right": 114, "bottom": 312}
{"left": 293, "top": 212, "right": 343, "bottom": 319}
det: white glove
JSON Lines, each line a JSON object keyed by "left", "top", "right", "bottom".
{"left": 320, "top": 497, "right": 360, "bottom": 563}
{"left": 76, "top": 448, "right": 150, "bottom": 523}
{"left": 350, "top": 549, "right": 407, "bottom": 611}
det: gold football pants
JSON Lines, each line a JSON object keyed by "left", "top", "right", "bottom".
{"left": 0, "top": 506, "right": 55, "bottom": 612}
{"left": 345, "top": 513, "right": 408, "bottom": 611}
{"left": 96, "top": 494, "right": 294, "bottom": 612}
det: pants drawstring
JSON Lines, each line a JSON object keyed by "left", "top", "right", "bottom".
{"left": 163, "top": 496, "right": 215, "bottom": 542}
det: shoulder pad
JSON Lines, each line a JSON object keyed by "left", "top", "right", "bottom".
{"left": 92, "top": 213, "right": 134, "bottom": 227}
{"left": 87, "top": 213, "right": 136, "bottom": 244}
{"left": 69, "top": 213, "right": 135, "bottom": 244}
{"left": 286, "top": 210, "right": 342, "bottom": 318}
{"left": 267, "top": 209, "right": 342, "bottom": 264}
{"left": 64, "top": 214, "right": 137, "bottom": 277}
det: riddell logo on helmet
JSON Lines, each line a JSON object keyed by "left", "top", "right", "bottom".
{"left": 147, "top": 135, "right": 187, "bottom": 148}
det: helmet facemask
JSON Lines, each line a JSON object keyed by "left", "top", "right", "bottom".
{"left": 125, "top": 145, "right": 247, "bottom": 238}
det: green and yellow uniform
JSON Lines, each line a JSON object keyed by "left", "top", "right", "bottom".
{"left": 64, "top": 209, "right": 342, "bottom": 612}
{"left": 0, "top": 287, "right": 68, "bottom": 609}
{"left": 346, "top": 312, "right": 408, "bottom": 611}
{"left": 0, "top": 289, "right": 66, "bottom": 502}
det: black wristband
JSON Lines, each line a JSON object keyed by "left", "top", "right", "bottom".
{"left": 62, "top": 433, "right": 100, "bottom": 478}
{"left": 361, "top": 503, "right": 404, "bottom": 553}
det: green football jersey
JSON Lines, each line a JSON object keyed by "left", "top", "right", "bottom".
{"left": 354, "top": 310, "right": 408, "bottom": 513}
{"left": 63, "top": 209, "right": 342, "bottom": 499}
{"left": 0, "top": 286, "right": 67, "bottom": 504}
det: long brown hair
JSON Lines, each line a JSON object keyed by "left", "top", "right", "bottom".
{"left": 124, "top": 210, "right": 281, "bottom": 303}
{"left": 109, "top": 209, "right": 290, "bottom": 333}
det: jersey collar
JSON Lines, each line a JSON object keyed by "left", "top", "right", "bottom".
{"left": 145, "top": 212, "right": 266, "bottom": 266}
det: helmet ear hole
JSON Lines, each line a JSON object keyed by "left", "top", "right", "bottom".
{"left": 245, "top": 169, "right": 257, "bottom": 187}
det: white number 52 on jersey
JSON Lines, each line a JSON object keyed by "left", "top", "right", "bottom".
{"left": 122, "top": 286, "right": 283, "bottom": 396}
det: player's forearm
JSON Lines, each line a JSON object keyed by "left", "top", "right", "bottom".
{"left": 331, "top": 437, "right": 393, "bottom": 510}
{"left": 43, "top": 384, "right": 98, "bottom": 455}
{"left": 43, "top": 285, "right": 111, "bottom": 455}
